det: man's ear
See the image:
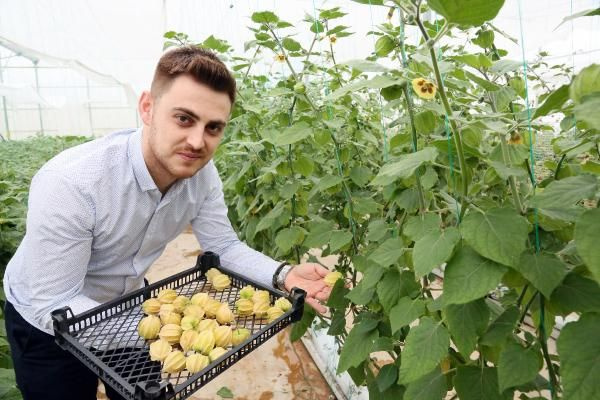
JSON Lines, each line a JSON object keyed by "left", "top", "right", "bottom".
{"left": 138, "top": 90, "right": 154, "bottom": 126}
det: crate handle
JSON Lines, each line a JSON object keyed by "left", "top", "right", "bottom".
{"left": 289, "top": 287, "right": 306, "bottom": 322}
{"left": 196, "top": 251, "right": 220, "bottom": 275}
{"left": 134, "top": 380, "right": 173, "bottom": 400}
{"left": 51, "top": 306, "right": 73, "bottom": 349}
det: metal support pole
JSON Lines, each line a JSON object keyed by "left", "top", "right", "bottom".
{"left": 33, "top": 60, "right": 44, "bottom": 135}
{"left": 86, "top": 78, "right": 94, "bottom": 135}
{"left": 0, "top": 61, "right": 10, "bottom": 138}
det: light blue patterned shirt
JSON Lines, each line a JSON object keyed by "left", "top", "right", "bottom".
{"left": 4, "top": 127, "right": 280, "bottom": 334}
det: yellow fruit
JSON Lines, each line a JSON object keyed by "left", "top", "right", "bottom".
{"left": 183, "top": 304, "right": 205, "bottom": 320}
{"left": 235, "top": 299, "right": 254, "bottom": 316}
{"left": 159, "top": 324, "right": 182, "bottom": 345}
{"left": 206, "top": 268, "right": 221, "bottom": 283}
{"left": 267, "top": 306, "right": 284, "bottom": 323}
{"left": 172, "top": 295, "right": 190, "bottom": 313}
{"left": 214, "top": 325, "right": 232, "bottom": 347}
{"left": 179, "top": 329, "right": 199, "bottom": 352}
{"left": 149, "top": 339, "right": 171, "bottom": 362}
{"left": 181, "top": 315, "right": 200, "bottom": 331}
{"left": 212, "top": 274, "right": 231, "bottom": 291}
{"left": 216, "top": 304, "right": 234, "bottom": 324}
{"left": 159, "top": 303, "right": 177, "bottom": 315}
{"left": 209, "top": 347, "right": 227, "bottom": 362}
{"left": 197, "top": 319, "right": 218, "bottom": 333}
{"left": 252, "top": 290, "right": 270, "bottom": 304}
{"left": 274, "top": 298, "right": 292, "bottom": 312}
{"left": 160, "top": 311, "right": 181, "bottom": 326}
{"left": 205, "top": 300, "right": 222, "bottom": 318}
{"left": 186, "top": 353, "right": 209, "bottom": 374}
{"left": 190, "top": 292, "right": 210, "bottom": 307}
{"left": 253, "top": 300, "right": 270, "bottom": 317}
{"left": 324, "top": 271, "right": 343, "bottom": 287}
{"left": 193, "top": 330, "right": 215, "bottom": 355}
{"left": 142, "top": 298, "right": 161, "bottom": 315}
{"left": 137, "top": 315, "right": 161, "bottom": 340}
{"left": 163, "top": 350, "right": 186, "bottom": 374}
{"left": 157, "top": 288, "right": 178, "bottom": 304}
{"left": 239, "top": 285, "right": 255, "bottom": 300}
{"left": 232, "top": 328, "right": 251, "bottom": 346}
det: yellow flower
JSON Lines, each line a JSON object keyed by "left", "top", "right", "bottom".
{"left": 328, "top": 35, "right": 337, "bottom": 44}
{"left": 411, "top": 78, "right": 437, "bottom": 100}
{"left": 274, "top": 54, "right": 286, "bottom": 63}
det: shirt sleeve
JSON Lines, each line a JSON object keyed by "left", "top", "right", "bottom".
{"left": 23, "top": 170, "right": 101, "bottom": 331}
{"left": 190, "top": 163, "right": 280, "bottom": 289}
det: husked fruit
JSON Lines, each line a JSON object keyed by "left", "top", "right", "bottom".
{"left": 267, "top": 306, "right": 284, "bottom": 323}
{"left": 205, "top": 268, "right": 221, "bottom": 283}
{"left": 324, "top": 271, "right": 343, "bottom": 287}
{"left": 190, "top": 292, "right": 210, "bottom": 307}
{"left": 253, "top": 300, "right": 270, "bottom": 317}
{"left": 239, "top": 285, "right": 254, "bottom": 300}
{"left": 180, "top": 315, "right": 200, "bottom": 331}
{"left": 235, "top": 298, "right": 254, "bottom": 316}
{"left": 231, "top": 328, "right": 251, "bottom": 346}
{"left": 149, "top": 339, "right": 171, "bottom": 362}
{"left": 142, "top": 298, "right": 161, "bottom": 315}
{"left": 213, "top": 325, "right": 232, "bottom": 347}
{"left": 186, "top": 353, "right": 209, "bottom": 374}
{"left": 172, "top": 295, "right": 190, "bottom": 313}
{"left": 179, "top": 329, "right": 199, "bottom": 352}
{"left": 157, "top": 288, "right": 178, "bottom": 304}
{"left": 162, "top": 350, "right": 186, "bottom": 373}
{"left": 183, "top": 304, "right": 205, "bottom": 320}
{"left": 137, "top": 315, "right": 161, "bottom": 339}
{"left": 160, "top": 311, "right": 181, "bottom": 326}
{"left": 208, "top": 347, "right": 227, "bottom": 362}
{"left": 193, "top": 330, "right": 216, "bottom": 355}
{"left": 252, "top": 290, "right": 270, "bottom": 303}
{"left": 196, "top": 319, "right": 218, "bottom": 333}
{"left": 159, "top": 324, "right": 182, "bottom": 345}
{"left": 159, "top": 303, "right": 177, "bottom": 315}
{"left": 274, "top": 298, "right": 292, "bottom": 312}
{"left": 212, "top": 274, "right": 231, "bottom": 291}
{"left": 205, "top": 300, "right": 221, "bottom": 318}
{"left": 216, "top": 304, "right": 234, "bottom": 324}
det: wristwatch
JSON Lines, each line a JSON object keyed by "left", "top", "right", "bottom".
{"left": 272, "top": 262, "right": 293, "bottom": 293}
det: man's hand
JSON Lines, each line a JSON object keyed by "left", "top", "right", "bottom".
{"left": 284, "top": 263, "right": 332, "bottom": 314}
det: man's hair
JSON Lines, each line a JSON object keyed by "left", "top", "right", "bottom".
{"left": 151, "top": 45, "right": 236, "bottom": 104}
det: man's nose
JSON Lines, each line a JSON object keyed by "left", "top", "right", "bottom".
{"left": 187, "top": 126, "right": 206, "bottom": 150}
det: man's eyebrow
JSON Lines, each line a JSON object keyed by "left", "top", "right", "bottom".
{"left": 172, "top": 107, "right": 227, "bottom": 125}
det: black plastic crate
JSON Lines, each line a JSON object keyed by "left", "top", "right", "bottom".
{"left": 51, "top": 252, "right": 306, "bottom": 400}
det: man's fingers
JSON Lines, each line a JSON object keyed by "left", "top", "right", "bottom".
{"left": 314, "top": 264, "right": 331, "bottom": 278}
{"left": 305, "top": 297, "right": 328, "bottom": 314}
{"left": 314, "top": 286, "right": 332, "bottom": 301}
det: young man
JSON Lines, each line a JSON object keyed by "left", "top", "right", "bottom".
{"left": 3, "top": 46, "right": 331, "bottom": 400}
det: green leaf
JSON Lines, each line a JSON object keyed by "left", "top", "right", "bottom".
{"left": 377, "top": 268, "right": 403, "bottom": 313}
{"left": 576, "top": 208, "right": 600, "bottom": 284}
{"left": 327, "top": 278, "right": 350, "bottom": 309}
{"left": 273, "top": 121, "right": 312, "bottom": 146}
{"left": 369, "top": 237, "right": 404, "bottom": 267}
{"left": 513, "top": 253, "right": 568, "bottom": 298}
{"left": 414, "top": 110, "right": 437, "bottom": 134}
{"left": 556, "top": 8, "right": 600, "bottom": 30}
{"left": 274, "top": 226, "right": 304, "bottom": 253}
{"left": 398, "top": 317, "right": 450, "bottom": 384}
{"left": 293, "top": 156, "right": 314, "bottom": 176}
{"left": 290, "top": 306, "right": 315, "bottom": 341}
{"left": 349, "top": 165, "right": 372, "bottom": 187}
{"left": 427, "top": 0, "right": 505, "bottom": 27}
{"left": 282, "top": 37, "right": 302, "bottom": 51}
{"left": 202, "top": 35, "right": 230, "bottom": 53}
{"left": 328, "top": 75, "right": 404, "bottom": 100}
{"left": 488, "top": 160, "right": 527, "bottom": 180}
{"left": 404, "top": 367, "right": 447, "bottom": 400}
{"left": 490, "top": 59, "right": 523, "bottom": 74}
{"left": 372, "top": 147, "right": 439, "bottom": 186}
{"left": 375, "top": 35, "right": 396, "bottom": 57}
{"left": 550, "top": 273, "right": 600, "bottom": 314}
{"left": 532, "top": 175, "right": 598, "bottom": 209}
{"left": 557, "top": 313, "right": 600, "bottom": 400}
{"left": 217, "top": 386, "right": 234, "bottom": 398}
{"left": 367, "top": 219, "right": 389, "bottom": 242}
{"left": 570, "top": 64, "right": 600, "bottom": 104}
{"left": 337, "top": 319, "right": 379, "bottom": 373}
{"left": 444, "top": 298, "right": 490, "bottom": 355}
{"left": 454, "top": 366, "right": 508, "bottom": 400}
{"left": 352, "top": 197, "right": 381, "bottom": 215}
{"left": 533, "top": 85, "right": 570, "bottom": 119}
{"left": 251, "top": 11, "right": 279, "bottom": 24}
{"left": 479, "top": 306, "right": 520, "bottom": 347}
{"left": 404, "top": 213, "right": 441, "bottom": 242}
{"left": 340, "top": 59, "right": 390, "bottom": 72}
{"left": 498, "top": 340, "right": 541, "bottom": 392}
{"left": 574, "top": 95, "right": 600, "bottom": 130}
{"left": 444, "top": 246, "right": 508, "bottom": 305}
{"left": 329, "top": 230, "right": 353, "bottom": 252}
{"left": 377, "top": 364, "right": 398, "bottom": 392}
{"left": 255, "top": 203, "right": 285, "bottom": 233}
{"left": 390, "top": 297, "right": 426, "bottom": 334}
{"left": 461, "top": 208, "right": 529, "bottom": 267}
{"left": 413, "top": 227, "right": 461, "bottom": 277}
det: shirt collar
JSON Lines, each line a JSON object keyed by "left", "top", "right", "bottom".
{"left": 128, "top": 127, "right": 159, "bottom": 192}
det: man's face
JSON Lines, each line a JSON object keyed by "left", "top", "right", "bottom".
{"left": 139, "top": 74, "right": 231, "bottom": 192}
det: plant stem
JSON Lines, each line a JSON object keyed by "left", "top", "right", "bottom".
{"left": 415, "top": 12, "right": 470, "bottom": 205}
{"left": 243, "top": 45, "right": 262, "bottom": 82}
{"left": 402, "top": 86, "right": 427, "bottom": 212}
{"left": 554, "top": 154, "right": 566, "bottom": 180}
{"left": 517, "top": 284, "right": 529, "bottom": 307}
{"left": 539, "top": 296, "right": 559, "bottom": 399}
{"left": 518, "top": 290, "right": 538, "bottom": 325}
{"left": 266, "top": 25, "right": 299, "bottom": 79}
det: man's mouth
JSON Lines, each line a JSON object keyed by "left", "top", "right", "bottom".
{"left": 177, "top": 152, "right": 203, "bottom": 161}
